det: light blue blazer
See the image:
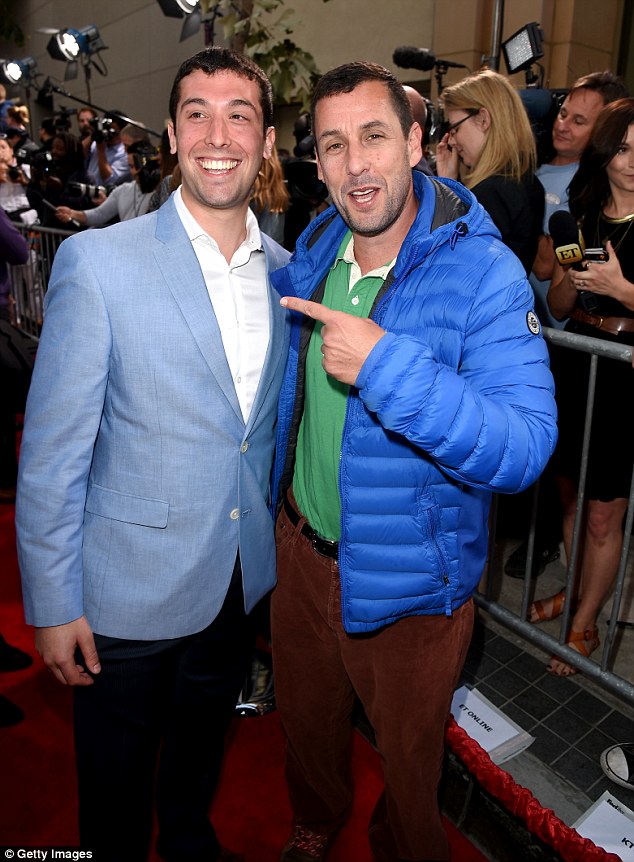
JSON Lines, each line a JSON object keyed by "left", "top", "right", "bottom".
{"left": 16, "top": 196, "right": 290, "bottom": 640}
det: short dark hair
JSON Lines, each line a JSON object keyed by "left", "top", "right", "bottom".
{"left": 570, "top": 71, "right": 629, "bottom": 106}
{"left": 169, "top": 47, "right": 273, "bottom": 132}
{"left": 311, "top": 61, "right": 413, "bottom": 143}
{"left": 40, "top": 117, "right": 56, "bottom": 136}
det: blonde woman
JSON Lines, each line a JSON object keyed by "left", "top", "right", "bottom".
{"left": 250, "top": 144, "right": 290, "bottom": 246}
{"left": 436, "top": 69, "right": 544, "bottom": 274}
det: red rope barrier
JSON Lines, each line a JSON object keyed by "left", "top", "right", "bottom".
{"left": 445, "top": 717, "right": 621, "bottom": 862}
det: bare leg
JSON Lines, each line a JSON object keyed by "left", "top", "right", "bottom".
{"left": 548, "top": 496, "right": 627, "bottom": 675}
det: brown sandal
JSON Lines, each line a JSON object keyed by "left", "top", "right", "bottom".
{"left": 547, "top": 627, "right": 600, "bottom": 676}
{"left": 528, "top": 588, "right": 567, "bottom": 623}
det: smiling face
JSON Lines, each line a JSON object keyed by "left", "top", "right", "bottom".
{"left": 168, "top": 69, "right": 274, "bottom": 226}
{"left": 313, "top": 80, "right": 420, "bottom": 241}
{"left": 606, "top": 123, "right": 634, "bottom": 198}
{"left": 551, "top": 88, "right": 605, "bottom": 164}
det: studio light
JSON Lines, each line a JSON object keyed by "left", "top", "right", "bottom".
{"left": 156, "top": 0, "right": 199, "bottom": 18}
{"left": 46, "top": 25, "right": 106, "bottom": 63}
{"left": 502, "top": 22, "right": 544, "bottom": 75}
{"left": 0, "top": 56, "right": 39, "bottom": 86}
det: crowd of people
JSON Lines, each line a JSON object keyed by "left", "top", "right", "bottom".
{"left": 0, "top": 43, "right": 632, "bottom": 862}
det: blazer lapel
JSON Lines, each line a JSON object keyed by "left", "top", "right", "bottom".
{"left": 154, "top": 199, "right": 243, "bottom": 423}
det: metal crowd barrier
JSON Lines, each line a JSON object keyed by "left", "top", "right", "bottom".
{"left": 479, "top": 326, "right": 634, "bottom": 708}
{"left": 7, "top": 222, "right": 74, "bottom": 339}
{"left": 9, "top": 236, "right": 634, "bottom": 706}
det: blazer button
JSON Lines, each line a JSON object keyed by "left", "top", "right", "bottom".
{"left": 241, "top": 442, "right": 249, "bottom": 453}
{"left": 230, "top": 508, "right": 240, "bottom": 520}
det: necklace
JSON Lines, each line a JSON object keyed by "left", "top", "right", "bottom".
{"left": 595, "top": 210, "right": 634, "bottom": 253}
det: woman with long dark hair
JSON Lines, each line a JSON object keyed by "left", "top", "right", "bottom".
{"left": 531, "top": 98, "right": 634, "bottom": 675}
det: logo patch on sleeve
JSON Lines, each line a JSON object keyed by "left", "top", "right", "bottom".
{"left": 526, "top": 310, "right": 541, "bottom": 335}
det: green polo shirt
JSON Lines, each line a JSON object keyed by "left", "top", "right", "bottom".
{"left": 293, "top": 231, "right": 393, "bottom": 541}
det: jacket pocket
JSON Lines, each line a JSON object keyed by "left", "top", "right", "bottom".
{"left": 417, "top": 493, "right": 453, "bottom": 614}
{"left": 85, "top": 484, "right": 169, "bottom": 528}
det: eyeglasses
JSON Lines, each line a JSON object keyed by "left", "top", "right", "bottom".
{"left": 447, "top": 109, "right": 480, "bottom": 136}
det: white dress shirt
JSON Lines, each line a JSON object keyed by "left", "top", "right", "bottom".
{"left": 174, "top": 186, "right": 270, "bottom": 422}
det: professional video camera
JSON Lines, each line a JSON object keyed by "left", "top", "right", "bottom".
{"left": 129, "top": 144, "right": 161, "bottom": 194}
{"left": 53, "top": 106, "right": 76, "bottom": 132}
{"left": 66, "top": 181, "right": 108, "bottom": 200}
{"left": 89, "top": 116, "right": 118, "bottom": 144}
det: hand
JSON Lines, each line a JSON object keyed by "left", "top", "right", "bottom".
{"left": 55, "top": 206, "right": 79, "bottom": 226}
{"left": 280, "top": 296, "right": 386, "bottom": 385}
{"left": 569, "top": 241, "right": 629, "bottom": 302}
{"left": 35, "top": 616, "right": 101, "bottom": 686}
{"left": 434, "top": 133, "right": 459, "bottom": 180}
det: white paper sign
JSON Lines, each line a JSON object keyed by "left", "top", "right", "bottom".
{"left": 573, "top": 792, "right": 634, "bottom": 861}
{"left": 450, "top": 685, "right": 534, "bottom": 764}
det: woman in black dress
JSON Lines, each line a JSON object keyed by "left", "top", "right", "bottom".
{"left": 536, "top": 98, "right": 634, "bottom": 675}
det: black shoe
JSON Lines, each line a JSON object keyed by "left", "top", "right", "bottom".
{"left": 504, "top": 540, "right": 560, "bottom": 579}
{"left": 0, "top": 486, "right": 16, "bottom": 504}
{"left": 600, "top": 743, "right": 634, "bottom": 790}
{"left": 0, "top": 635, "right": 33, "bottom": 672}
{"left": 0, "top": 694, "right": 24, "bottom": 726}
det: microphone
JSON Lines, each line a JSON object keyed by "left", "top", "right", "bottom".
{"left": 548, "top": 210, "right": 585, "bottom": 268}
{"left": 548, "top": 210, "right": 605, "bottom": 312}
{"left": 392, "top": 46, "right": 467, "bottom": 72}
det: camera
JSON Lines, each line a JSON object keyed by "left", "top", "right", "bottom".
{"left": 89, "top": 117, "right": 118, "bottom": 144}
{"left": 14, "top": 148, "right": 55, "bottom": 173}
{"left": 7, "top": 165, "right": 22, "bottom": 182}
{"left": 67, "top": 181, "right": 107, "bottom": 200}
{"left": 54, "top": 107, "right": 76, "bottom": 132}
{"left": 130, "top": 145, "right": 161, "bottom": 194}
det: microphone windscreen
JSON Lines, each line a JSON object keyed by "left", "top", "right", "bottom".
{"left": 548, "top": 210, "right": 585, "bottom": 265}
{"left": 392, "top": 46, "right": 436, "bottom": 72}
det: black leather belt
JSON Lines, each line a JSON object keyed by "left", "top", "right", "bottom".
{"left": 283, "top": 493, "right": 339, "bottom": 560}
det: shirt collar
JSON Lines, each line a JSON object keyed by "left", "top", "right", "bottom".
{"left": 333, "top": 231, "right": 394, "bottom": 281}
{"left": 173, "top": 185, "right": 263, "bottom": 253}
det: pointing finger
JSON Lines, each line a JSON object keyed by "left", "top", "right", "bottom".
{"left": 280, "top": 296, "right": 340, "bottom": 324}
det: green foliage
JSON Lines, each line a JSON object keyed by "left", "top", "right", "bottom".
{"left": 0, "top": 0, "right": 25, "bottom": 47}
{"left": 198, "top": 0, "right": 330, "bottom": 110}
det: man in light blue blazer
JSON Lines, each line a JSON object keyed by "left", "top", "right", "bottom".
{"left": 16, "top": 48, "right": 289, "bottom": 862}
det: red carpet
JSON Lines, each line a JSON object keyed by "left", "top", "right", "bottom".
{"left": 0, "top": 504, "right": 486, "bottom": 861}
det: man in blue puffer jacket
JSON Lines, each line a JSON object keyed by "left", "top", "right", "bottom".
{"left": 270, "top": 61, "right": 557, "bottom": 862}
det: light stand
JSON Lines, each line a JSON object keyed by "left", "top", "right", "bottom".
{"left": 40, "top": 78, "right": 162, "bottom": 140}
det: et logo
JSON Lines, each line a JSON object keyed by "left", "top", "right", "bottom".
{"left": 554, "top": 243, "right": 584, "bottom": 265}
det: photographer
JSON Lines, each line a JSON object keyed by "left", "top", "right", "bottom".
{"left": 85, "top": 111, "right": 131, "bottom": 189}
{"left": 56, "top": 140, "right": 159, "bottom": 227}
{"left": 29, "top": 131, "right": 97, "bottom": 227}
{"left": 0, "top": 133, "right": 36, "bottom": 223}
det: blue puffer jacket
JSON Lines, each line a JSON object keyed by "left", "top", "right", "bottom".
{"left": 271, "top": 172, "right": 557, "bottom": 633}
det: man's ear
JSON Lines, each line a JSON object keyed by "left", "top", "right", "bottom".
{"left": 408, "top": 122, "right": 423, "bottom": 169}
{"left": 315, "top": 150, "right": 325, "bottom": 182}
{"left": 263, "top": 126, "right": 275, "bottom": 160}
{"left": 167, "top": 121, "right": 177, "bottom": 156}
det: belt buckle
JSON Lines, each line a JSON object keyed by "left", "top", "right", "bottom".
{"left": 596, "top": 315, "right": 605, "bottom": 329}
{"left": 311, "top": 533, "right": 338, "bottom": 559}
